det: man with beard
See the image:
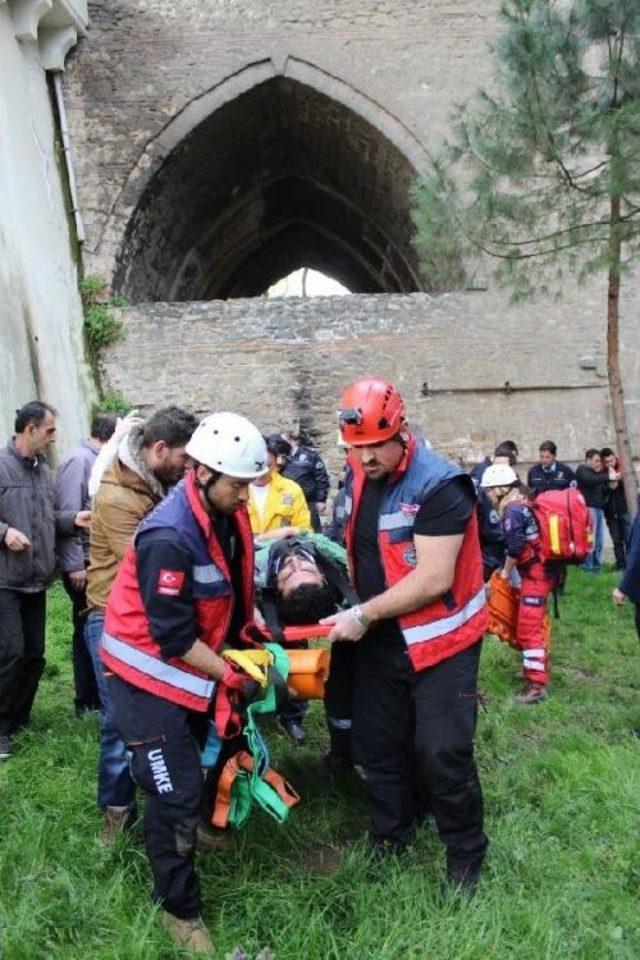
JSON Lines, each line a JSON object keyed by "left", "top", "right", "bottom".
{"left": 101, "top": 413, "right": 273, "bottom": 954}
{"left": 85, "top": 406, "right": 197, "bottom": 843}
{"left": 322, "top": 379, "right": 488, "bottom": 893}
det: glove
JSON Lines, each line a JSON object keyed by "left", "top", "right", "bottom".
{"left": 267, "top": 666, "right": 289, "bottom": 711}
{"left": 221, "top": 664, "right": 262, "bottom": 708}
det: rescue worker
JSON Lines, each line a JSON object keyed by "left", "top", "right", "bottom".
{"left": 248, "top": 436, "right": 312, "bottom": 540}
{"left": 258, "top": 532, "right": 357, "bottom": 771}
{"left": 281, "top": 427, "right": 330, "bottom": 531}
{"left": 322, "top": 379, "right": 488, "bottom": 892}
{"left": 101, "top": 413, "right": 273, "bottom": 954}
{"left": 527, "top": 441, "right": 576, "bottom": 496}
{"left": 248, "top": 436, "right": 313, "bottom": 743}
{"left": 481, "top": 463, "right": 557, "bottom": 704}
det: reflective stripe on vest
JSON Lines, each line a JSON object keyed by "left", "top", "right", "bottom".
{"left": 379, "top": 510, "right": 417, "bottom": 531}
{"left": 402, "top": 586, "right": 486, "bottom": 647}
{"left": 193, "top": 563, "right": 225, "bottom": 584}
{"left": 102, "top": 632, "right": 215, "bottom": 700}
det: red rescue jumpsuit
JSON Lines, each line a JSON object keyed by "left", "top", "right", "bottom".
{"left": 502, "top": 501, "right": 556, "bottom": 686}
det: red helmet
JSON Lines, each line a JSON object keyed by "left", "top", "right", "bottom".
{"left": 338, "top": 379, "right": 406, "bottom": 445}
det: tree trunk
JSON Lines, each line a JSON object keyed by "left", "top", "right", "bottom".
{"left": 607, "top": 195, "right": 638, "bottom": 518}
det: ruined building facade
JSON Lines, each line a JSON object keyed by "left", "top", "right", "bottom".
{"left": 2, "top": 1, "right": 638, "bottom": 466}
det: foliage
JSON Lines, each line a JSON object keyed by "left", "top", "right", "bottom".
{"left": 80, "top": 275, "right": 124, "bottom": 352}
{"left": 91, "top": 392, "right": 134, "bottom": 418}
{"left": 84, "top": 304, "right": 124, "bottom": 350}
{"left": 1, "top": 573, "right": 639, "bottom": 958}
{"left": 411, "top": 0, "right": 640, "bottom": 298}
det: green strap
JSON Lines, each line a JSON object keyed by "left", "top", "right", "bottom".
{"left": 227, "top": 643, "right": 295, "bottom": 829}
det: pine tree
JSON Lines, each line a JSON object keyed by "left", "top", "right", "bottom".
{"left": 412, "top": 0, "right": 640, "bottom": 513}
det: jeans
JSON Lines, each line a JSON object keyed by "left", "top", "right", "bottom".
{"left": 0, "top": 589, "right": 46, "bottom": 735}
{"left": 583, "top": 507, "right": 605, "bottom": 571}
{"left": 84, "top": 611, "right": 136, "bottom": 809}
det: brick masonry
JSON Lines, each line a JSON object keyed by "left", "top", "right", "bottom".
{"left": 101, "top": 289, "right": 640, "bottom": 478}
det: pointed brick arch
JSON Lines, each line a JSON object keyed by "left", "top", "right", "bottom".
{"left": 109, "top": 59, "right": 429, "bottom": 301}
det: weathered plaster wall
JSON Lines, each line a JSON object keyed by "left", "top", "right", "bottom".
{"left": 101, "top": 288, "right": 640, "bottom": 476}
{"left": 0, "top": 6, "right": 95, "bottom": 456}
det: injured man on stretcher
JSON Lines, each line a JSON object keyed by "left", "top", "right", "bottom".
{"left": 254, "top": 532, "right": 358, "bottom": 771}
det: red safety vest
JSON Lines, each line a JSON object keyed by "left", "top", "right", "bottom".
{"left": 102, "top": 471, "right": 256, "bottom": 711}
{"left": 344, "top": 442, "right": 487, "bottom": 672}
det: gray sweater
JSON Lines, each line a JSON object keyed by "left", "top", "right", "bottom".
{"left": 54, "top": 439, "right": 99, "bottom": 573}
{"left": 0, "top": 441, "right": 76, "bottom": 591}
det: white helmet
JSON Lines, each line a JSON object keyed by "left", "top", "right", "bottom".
{"left": 480, "top": 463, "right": 519, "bottom": 488}
{"left": 186, "top": 412, "right": 268, "bottom": 479}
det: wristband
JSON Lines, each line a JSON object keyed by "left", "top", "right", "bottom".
{"left": 351, "top": 605, "right": 371, "bottom": 629}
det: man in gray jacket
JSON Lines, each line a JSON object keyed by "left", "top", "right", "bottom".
{"left": 0, "top": 402, "right": 91, "bottom": 758}
{"left": 55, "top": 413, "right": 116, "bottom": 717}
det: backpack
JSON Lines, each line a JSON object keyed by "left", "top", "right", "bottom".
{"left": 531, "top": 488, "right": 593, "bottom": 564}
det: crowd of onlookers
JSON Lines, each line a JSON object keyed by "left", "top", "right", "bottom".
{"left": 0, "top": 400, "right": 636, "bottom": 760}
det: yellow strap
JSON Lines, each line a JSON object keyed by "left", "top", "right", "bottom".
{"left": 222, "top": 648, "right": 274, "bottom": 688}
{"left": 548, "top": 515, "right": 561, "bottom": 556}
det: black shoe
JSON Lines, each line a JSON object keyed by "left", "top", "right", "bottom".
{"left": 445, "top": 859, "right": 483, "bottom": 897}
{"left": 0, "top": 734, "right": 13, "bottom": 760}
{"left": 318, "top": 752, "right": 352, "bottom": 776}
{"left": 279, "top": 719, "right": 306, "bottom": 745}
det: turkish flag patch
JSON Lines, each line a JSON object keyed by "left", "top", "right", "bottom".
{"left": 157, "top": 569, "right": 185, "bottom": 597}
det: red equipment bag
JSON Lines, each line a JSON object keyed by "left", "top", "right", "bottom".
{"left": 531, "top": 488, "right": 593, "bottom": 564}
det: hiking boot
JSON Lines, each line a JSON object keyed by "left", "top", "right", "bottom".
{"left": 196, "top": 821, "right": 234, "bottom": 854}
{"left": 0, "top": 734, "right": 13, "bottom": 759}
{"left": 444, "top": 858, "right": 483, "bottom": 898}
{"left": 279, "top": 718, "right": 306, "bottom": 745}
{"left": 101, "top": 805, "right": 133, "bottom": 845}
{"left": 318, "top": 751, "right": 352, "bottom": 777}
{"left": 518, "top": 682, "right": 548, "bottom": 705}
{"left": 161, "top": 911, "right": 215, "bottom": 956}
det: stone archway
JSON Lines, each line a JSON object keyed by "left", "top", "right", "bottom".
{"left": 111, "top": 64, "right": 427, "bottom": 301}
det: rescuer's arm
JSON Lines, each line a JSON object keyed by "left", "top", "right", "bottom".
{"left": 322, "top": 476, "right": 474, "bottom": 642}
{"left": 136, "top": 529, "right": 226, "bottom": 679}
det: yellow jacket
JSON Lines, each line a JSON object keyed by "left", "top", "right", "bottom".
{"left": 248, "top": 472, "right": 312, "bottom": 535}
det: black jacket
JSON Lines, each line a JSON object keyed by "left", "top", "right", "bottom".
{"left": 281, "top": 446, "right": 330, "bottom": 504}
{"left": 527, "top": 461, "right": 576, "bottom": 496}
{"left": 576, "top": 464, "right": 608, "bottom": 509}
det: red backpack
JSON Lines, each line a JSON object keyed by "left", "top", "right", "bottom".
{"left": 531, "top": 488, "right": 593, "bottom": 564}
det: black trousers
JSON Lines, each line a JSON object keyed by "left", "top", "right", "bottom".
{"left": 61, "top": 573, "right": 100, "bottom": 714}
{"left": 351, "top": 631, "right": 487, "bottom": 866}
{"left": 605, "top": 515, "right": 630, "bottom": 570}
{"left": 107, "top": 675, "right": 209, "bottom": 920}
{"left": 324, "top": 640, "right": 357, "bottom": 761}
{"left": 0, "top": 588, "right": 46, "bottom": 736}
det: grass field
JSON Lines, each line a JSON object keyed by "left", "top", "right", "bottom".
{"left": 1, "top": 570, "right": 639, "bottom": 959}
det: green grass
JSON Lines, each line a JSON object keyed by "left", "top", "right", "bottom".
{"left": 1, "top": 570, "right": 639, "bottom": 959}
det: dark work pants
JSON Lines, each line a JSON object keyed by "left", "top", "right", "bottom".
{"left": 634, "top": 604, "right": 640, "bottom": 642}
{"left": 324, "top": 640, "right": 357, "bottom": 761}
{"left": 351, "top": 632, "right": 487, "bottom": 866}
{"left": 605, "top": 514, "right": 630, "bottom": 570}
{"left": 0, "top": 588, "right": 46, "bottom": 736}
{"left": 61, "top": 573, "right": 100, "bottom": 714}
{"left": 107, "top": 674, "right": 208, "bottom": 920}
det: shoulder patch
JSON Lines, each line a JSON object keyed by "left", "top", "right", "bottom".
{"left": 157, "top": 569, "right": 185, "bottom": 596}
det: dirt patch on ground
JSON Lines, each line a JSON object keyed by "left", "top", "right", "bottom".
{"left": 297, "top": 842, "right": 348, "bottom": 875}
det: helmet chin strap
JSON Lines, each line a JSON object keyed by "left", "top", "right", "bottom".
{"left": 195, "top": 470, "right": 220, "bottom": 510}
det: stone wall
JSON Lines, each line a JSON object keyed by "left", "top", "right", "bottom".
{"left": 63, "top": 0, "right": 498, "bottom": 287}
{"left": 101, "top": 289, "right": 640, "bottom": 477}
{"left": 0, "top": 3, "right": 95, "bottom": 457}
